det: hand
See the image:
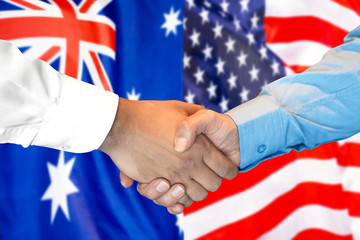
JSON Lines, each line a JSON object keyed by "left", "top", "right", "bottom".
{"left": 123, "top": 109, "right": 240, "bottom": 214}
{"left": 175, "top": 109, "right": 240, "bottom": 165}
{"left": 100, "top": 99, "right": 238, "bottom": 202}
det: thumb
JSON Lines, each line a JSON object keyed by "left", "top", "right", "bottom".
{"left": 174, "top": 109, "right": 213, "bottom": 153}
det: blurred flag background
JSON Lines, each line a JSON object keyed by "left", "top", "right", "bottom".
{"left": 0, "top": 0, "right": 360, "bottom": 239}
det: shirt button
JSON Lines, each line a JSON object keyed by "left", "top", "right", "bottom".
{"left": 257, "top": 144, "right": 266, "bottom": 153}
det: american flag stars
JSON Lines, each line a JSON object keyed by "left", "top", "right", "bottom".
{"left": 183, "top": 0, "right": 285, "bottom": 113}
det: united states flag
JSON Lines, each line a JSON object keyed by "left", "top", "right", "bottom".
{"left": 180, "top": 0, "right": 360, "bottom": 239}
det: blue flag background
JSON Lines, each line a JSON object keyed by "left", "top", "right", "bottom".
{"left": 0, "top": 0, "right": 183, "bottom": 239}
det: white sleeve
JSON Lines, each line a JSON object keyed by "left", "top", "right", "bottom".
{"left": 0, "top": 40, "right": 119, "bottom": 153}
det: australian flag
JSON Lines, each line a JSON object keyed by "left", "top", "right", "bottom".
{"left": 0, "top": 0, "right": 183, "bottom": 239}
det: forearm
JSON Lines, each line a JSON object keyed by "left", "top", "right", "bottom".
{"left": 227, "top": 26, "right": 360, "bottom": 171}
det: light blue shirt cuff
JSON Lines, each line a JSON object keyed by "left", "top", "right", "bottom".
{"left": 226, "top": 95, "right": 287, "bottom": 171}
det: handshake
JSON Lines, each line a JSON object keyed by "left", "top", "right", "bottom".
{"left": 99, "top": 98, "right": 240, "bottom": 215}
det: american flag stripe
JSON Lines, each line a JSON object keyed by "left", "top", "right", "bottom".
{"left": 185, "top": 144, "right": 339, "bottom": 213}
{"left": 293, "top": 229, "right": 353, "bottom": 240}
{"left": 265, "top": 0, "right": 359, "bottom": 32}
{"left": 265, "top": 0, "right": 360, "bottom": 75}
{"left": 183, "top": 156, "right": 360, "bottom": 240}
{"left": 258, "top": 206, "right": 353, "bottom": 240}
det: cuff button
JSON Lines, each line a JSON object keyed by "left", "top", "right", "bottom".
{"left": 257, "top": 144, "right": 266, "bottom": 153}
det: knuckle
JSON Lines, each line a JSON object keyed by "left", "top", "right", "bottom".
{"left": 179, "top": 157, "right": 195, "bottom": 170}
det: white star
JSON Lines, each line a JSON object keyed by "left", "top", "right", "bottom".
{"left": 213, "top": 22, "right": 223, "bottom": 39}
{"left": 219, "top": 96, "right": 229, "bottom": 112}
{"left": 183, "top": 17, "right": 187, "bottom": 30}
{"left": 189, "top": 29, "right": 201, "bottom": 47}
{"left": 259, "top": 45, "right": 268, "bottom": 60}
{"left": 127, "top": 88, "right": 141, "bottom": 100}
{"left": 237, "top": 51, "right": 248, "bottom": 67}
{"left": 233, "top": 16, "right": 241, "bottom": 31}
{"left": 249, "top": 65, "right": 260, "bottom": 82}
{"left": 246, "top": 33, "right": 255, "bottom": 45}
{"left": 184, "top": 90, "right": 196, "bottom": 104}
{"left": 251, "top": 13, "right": 260, "bottom": 29}
{"left": 186, "top": 0, "right": 195, "bottom": 9}
{"left": 220, "top": 0, "right": 229, "bottom": 13}
{"left": 203, "top": 44, "right": 213, "bottom": 60}
{"left": 41, "top": 152, "right": 78, "bottom": 224}
{"left": 227, "top": 72, "right": 237, "bottom": 90}
{"left": 215, "top": 58, "right": 226, "bottom": 75}
{"left": 183, "top": 53, "right": 191, "bottom": 69}
{"left": 204, "top": 0, "right": 212, "bottom": 8}
{"left": 161, "top": 7, "right": 182, "bottom": 37}
{"left": 240, "top": 0, "right": 249, "bottom": 12}
{"left": 225, "top": 37, "right": 236, "bottom": 53}
{"left": 207, "top": 81, "right": 217, "bottom": 99}
{"left": 239, "top": 87, "right": 250, "bottom": 102}
{"left": 271, "top": 60, "right": 280, "bottom": 76}
{"left": 199, "top": 8, "right": 209, "bottom": 24}
{"left": 194, "top": 67, "right": 205, "bottom": 84}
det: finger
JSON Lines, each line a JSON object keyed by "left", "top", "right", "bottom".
{"left": 200, "top": 136, "right": 238, "bottom": 180}
{"left": 167, "top": 204, "right": 185, "bottom": 215}
{"left": 137, "top": 178, "right": 170, "bottom": 200}
{"left": 178, "top": 194, "right": 193, "bottom": 208}
{"left": 191, "top": 159, "right": 223, "bottom": 192}
{"left": 120, "top": 172, "right": 134, "bottom": 188}
{"left": 185, "top": 180, "right": 208, "bottom": 202}
{"left": 174, "top": 110, "right": 213, "bottom": 153}
{"left": 152, "top": 184, "right": 186, "bottom": 207}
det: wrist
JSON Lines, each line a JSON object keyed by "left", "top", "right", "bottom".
{"left": 99, "top": 97, "right": 126, "bottom": 154}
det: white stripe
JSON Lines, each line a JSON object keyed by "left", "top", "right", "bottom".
{"left": 351, "top": 218, "right": 360, "bottom": 240}
{"left": 267, "top": 41, "right": 330, "bottom": 67}
{"left": 183, "top": 159, "right": 360, "bottom": 240}
{"left": 258, "top": 206, "right": 352, "bottom": 239}
{"left": 265, "top": 0, "right": 360, "bottom": 32}
{"left": 339, "top": 133, "right": 360, "bottom": 145}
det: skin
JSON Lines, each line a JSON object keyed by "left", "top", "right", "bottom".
{"left": 99, "top": 99, "right": 238, "bottom": 203}
{"left": 120, "top": 109, "right": 240, "bottom": 214}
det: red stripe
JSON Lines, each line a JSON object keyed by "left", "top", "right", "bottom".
{"left": 293, "top": 229, "right": 353, "bottom": 240}
{"left": 185, "top": 143, "right": 339, "bottom": 214}
{"left": 38, "top": 46, "right": 61, "bottom": 62}
{"left": 338, "top": 142, "right": 360, "bottom": 167}
{"left": 331, "top": 0, "right": 360, "bottom": 17}
{"left": 197, "top": 183, "right": 348, "bottom": 240}
{"left": 344, "top": 191, "right": 360, "bottom": 217}
{"left": 264, "top": 16, "right": 347, "bottom": 48}
{"left": 0, "top": 18, "right": 115, "bottom": 50}
{"left": 79, "top": 0, "right": 96, "bottom": 13}
{"left": 8, "top": 0, "right": 44, "bottom": 10}
{"left": 89, "top": 51, "right": 112, "bottom": 92}
{"left": 288, "top": 65, "right": 310, "bottom": 74}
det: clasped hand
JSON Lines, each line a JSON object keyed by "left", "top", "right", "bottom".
{"left": 99, "top": 99, "right": 240, "bottom": 214}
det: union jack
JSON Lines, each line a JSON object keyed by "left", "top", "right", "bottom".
{"left": 0, "top": 0, "right": 115, "bottom": 91}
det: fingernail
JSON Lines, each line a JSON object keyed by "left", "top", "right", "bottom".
{"left": 175, "top": 137, "right": 188, "bottom": 152}
{"left": 172, "top": 205, "right": 182, "bottom": 214}
{"left": 172, "top": 186, "right": 185, "bottom": 198}
{"left": 156, "top": 181, "right": 170, "bottom": 193}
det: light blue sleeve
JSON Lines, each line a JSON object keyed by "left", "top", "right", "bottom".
{"left": 227, "top": 26, "right": 360, "bottom": 171}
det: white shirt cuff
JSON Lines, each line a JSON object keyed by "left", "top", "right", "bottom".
{"left": 32, "top": 75, "right": 118, "bottom": 153}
